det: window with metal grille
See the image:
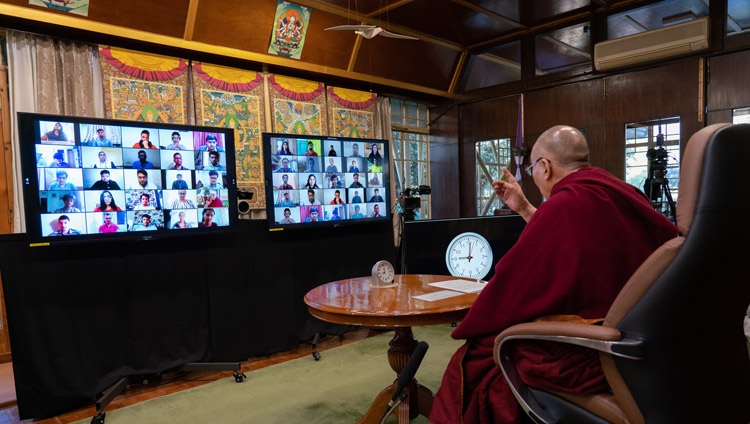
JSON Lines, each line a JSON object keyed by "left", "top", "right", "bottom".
{"left": 475, "top": 138, "right": 512, "bottom": 215}
{"left": 391, "top": 99, "right": 430, "bottom": 219}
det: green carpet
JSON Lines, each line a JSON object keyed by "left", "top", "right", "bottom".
{"left": 77, "top": 324, "right": 463, "bottom": 424}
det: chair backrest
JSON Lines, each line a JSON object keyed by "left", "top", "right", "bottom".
{"left": 601, "top": 123, "right": 750, "bottom": 423}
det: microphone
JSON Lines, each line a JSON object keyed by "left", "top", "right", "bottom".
{"left": 387, "top": 341, "right": 429, "bottom": 410}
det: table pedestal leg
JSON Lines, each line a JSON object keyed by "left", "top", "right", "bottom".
{"left": 356, "top": 327, "right": 435, "bottom": 424}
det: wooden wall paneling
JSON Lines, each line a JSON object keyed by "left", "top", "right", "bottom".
{"left": 522, "top": 81, "right": 605, "bottom": 205}
{"left": 705, "top": 50, "right": 750, "bottom": 115}
{"left": 88, "top": 0, "right": 190, "bottom": 39}
{"left": 602, "top": 123, "right": 627, "bottom": 180}
{"left": 428, "top": 103, "right": 460, "bottom": 219}
{"left": 429, "top": 143, "right": 460, "bottom": 219}
{"left": 604, "top": 60, "right": 700, "bottom": 124}
{"left": 193, "top": 0, "right": 278, "bottom": 53}
{"left": 707, "top": 109, "right": 734, "bottom": 125}
{"left": 459, "top": 97, "right": 517, "bottom": 142}
{"left": 605, "top": 60, "right": 702, "bottom": 173}
{"left": 523, "top": 80, "right": 605, "bottom": 135}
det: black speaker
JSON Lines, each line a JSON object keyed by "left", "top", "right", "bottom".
{"left": 237, "top": 188, "right": 255, "bottom": 219}
{"left": 238, "top": 199, "right": 252, "bottom": 216}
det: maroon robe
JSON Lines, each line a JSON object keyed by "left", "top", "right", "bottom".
{"left": 430, "top": 167, "right": 678, "bottom": 424}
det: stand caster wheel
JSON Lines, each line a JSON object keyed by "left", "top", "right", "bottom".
{"left": 233, "top": 371, "right": 247, "bottom": 382}
{"left": 91, "top": 411, "right": 105, "bottom": 424}
{"left": 312, "top": 351, "right": 321, "bottom": 361}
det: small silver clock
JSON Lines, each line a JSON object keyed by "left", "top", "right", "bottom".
{"left": 371, "top": 260, "right": 396, "bottom": 287}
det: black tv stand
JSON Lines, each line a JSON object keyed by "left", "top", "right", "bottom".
{"left": 90, "top": 362, "right": 246, "bottom": 424}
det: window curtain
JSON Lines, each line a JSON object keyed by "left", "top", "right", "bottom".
{"left": 6, "top": 30, "right": 103, "bottom": 233}
{"left": 374, "top": 96, "right": 399, "bottom": 246}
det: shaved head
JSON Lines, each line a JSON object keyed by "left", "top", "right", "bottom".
{"left": 533, "top": 125, "right": 590, "bottom": 169}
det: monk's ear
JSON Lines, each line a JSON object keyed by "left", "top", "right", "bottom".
{"left": 541, "top": 158, "right": 554, "bottom": 180}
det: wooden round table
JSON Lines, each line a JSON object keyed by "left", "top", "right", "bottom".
{"left": 304, "top": 274, "right": 479, "bottom": 423}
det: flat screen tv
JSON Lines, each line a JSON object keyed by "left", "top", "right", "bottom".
{"left": 18, "top": 112, "right": 238, "bottom": 245}
{"left": 262, "top": 133, "right": 391, "bottom": 231}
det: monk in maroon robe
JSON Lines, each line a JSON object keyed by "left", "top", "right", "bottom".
{"left": 430, "top": 125, "right": 678, "bottom": 424}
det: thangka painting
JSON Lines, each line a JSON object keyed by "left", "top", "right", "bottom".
{"left": 99, "top": 46, "right": 189, "bottom": 124}
{"left": 268, "top": 0, "right": 311, "bottom": 60}
{"left": 268, "top": 74, "right": 326, "bottom": 135}
{"left": 29, "top": 0, "right": 90, "bottom": 16}
{"left": 192, "top": 62, "right": 266, "bottom": 210}
{"left": 326, "top": 86, "right": 377, "bottom": 138}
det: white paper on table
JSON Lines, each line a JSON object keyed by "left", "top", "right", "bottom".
{"left": 412, "top": 290, "right": 465, "bottom": 302}
{"left": 428, "top": 279, "right": 487, "bottom": 293}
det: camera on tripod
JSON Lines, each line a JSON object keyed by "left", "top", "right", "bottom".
{"left": 643, "top": 133, "right": 676, "bottom": 222}
{"left": 399, "top": 185, "right": 431, "bottom": 220}
{"left": 646, "top": 134, "right": 669, "bottom": 179}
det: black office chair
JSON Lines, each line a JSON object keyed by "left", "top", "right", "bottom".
{"left": 494, "top": 123, "right": 750, "bottom": 424}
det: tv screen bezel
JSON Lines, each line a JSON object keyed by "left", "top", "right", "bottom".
{"left": 262, "top": 132, "right": 391, "bottom": 231}
{"left": 18, "top": 112, "right": 239, "bottom": 246}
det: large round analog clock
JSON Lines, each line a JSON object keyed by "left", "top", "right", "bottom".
{"left": 445, "top": 232, "right": 493, "bottom": 280}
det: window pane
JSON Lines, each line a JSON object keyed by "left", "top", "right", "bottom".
{"left": 733, "top": 106, "right": 750, "bottom": 123}
{"left": 625, "top": 118, "right": 680, "bottom": 222}
{"left": 475, "top": 138, "right": 511, "bottom": 215}
{"left": 390, "top": 98, "right": 430, "bottom": 218}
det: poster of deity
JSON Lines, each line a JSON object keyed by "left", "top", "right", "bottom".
{"left": 326, "top": 86, "right": 377, "bottom": 138}
{"left": 99, "top": 46, "right": 189, "bottom": 124}
{"left": 192, "top": 62, "right": 267, "bottom": 210}
{"left": 30, "top": 0, "right": 90, "bottom": 16}
{"left": 199, "top": 90, "right": 264, "bottom": 185}
{"left": 273, "top": 99, "right": 322, "bottom": 134}
{"left": 109, "top": 78, "right": 185, "bottom": 123}
{"left": 268, "top": 0, "right": 311, "bottom": 60}
{"left": 331, "top": 108, "right": 374, "bottom": 138}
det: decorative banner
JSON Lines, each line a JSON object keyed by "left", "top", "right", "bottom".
{"left": 108, "top": 78, "right": 185, "bottom": 123}
{"left": 99, "top": 46, "right": 189, "bottom": 124}
{"left": 268, "top": 74, "right": 326, "bottom": 135}
{"left": 192, "top": 62, "right": 266, "bottom": 209}
{"left": 30, "top": 0, "right": 90, "bottom": 16}
{"left": 268, "top": 0, "right": 311, "bottom": 60}
{"left": 327, "top": 86, "right": 376, "bottom": 138}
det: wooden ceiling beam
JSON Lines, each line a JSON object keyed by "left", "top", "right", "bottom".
{"left": 365, "top": 0, "right": 414, "bottom": 19}
{"left": 183, "top": 0, "right": 200, "bottom": 41}
{"left": 0, "top": 3, "right": 455, "bottom": 100}
{"left": 292, "top": 0, "right": 461, "bottom": 51}
{"left": 448, "top": 50, "right": 469, "bottom": 94}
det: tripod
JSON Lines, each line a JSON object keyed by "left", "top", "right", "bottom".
{"left": 397, "top": 207, "right": 418, "bottom": 274}
{"left": 645, "top": 176, "right": 676, "bottom": 223}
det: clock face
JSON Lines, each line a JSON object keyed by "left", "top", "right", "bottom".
{"left": 445, "top": 232, "right": 493, "bottom": 280}
{"left": 372, "top": 260, "right": 395, "bottom": 285}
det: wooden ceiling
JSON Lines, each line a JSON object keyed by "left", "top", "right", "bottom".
{"left": 0, "top": 0, "right": 747, "bottom": 103}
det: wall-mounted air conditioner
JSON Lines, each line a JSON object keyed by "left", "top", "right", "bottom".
{"left": 594, "top": 17, "right": 709, "bottom": 71}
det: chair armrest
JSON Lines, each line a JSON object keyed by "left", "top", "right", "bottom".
{"left": 493, "top": 322, "right": 641, "bottom": 424}
{"left": 495, "top": 321, "right": 643, "bottom": 364}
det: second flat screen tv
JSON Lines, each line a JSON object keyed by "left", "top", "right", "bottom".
{"left": 262, "top": 133, "right": 391, "bottom": 231}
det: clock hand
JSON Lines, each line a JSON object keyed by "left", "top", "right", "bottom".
{"left": 467, "top": 242, "right": 474, "bottom": 262}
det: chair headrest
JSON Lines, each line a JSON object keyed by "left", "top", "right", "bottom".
{"left": 675, "top": 123, "right": 731, "bottom": 236}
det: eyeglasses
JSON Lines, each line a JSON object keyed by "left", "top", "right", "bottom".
{"left": 525, "top": 157, "right": 546, "bottom": 176}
